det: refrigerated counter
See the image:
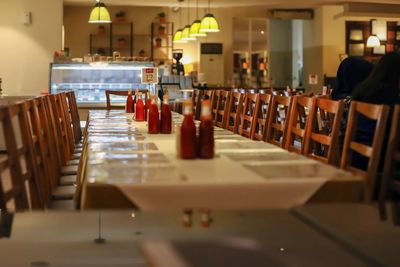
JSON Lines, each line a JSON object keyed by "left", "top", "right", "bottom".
{"left": 49, "top": 62, "right": 154, "bottom": 105}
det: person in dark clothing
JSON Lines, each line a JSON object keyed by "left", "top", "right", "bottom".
{"left": 332, "top": 57, "right": 374, "bottom": 100}
{"left": 333, "top": 57, "right": 374, "bottom": 153}
{"left": 350, "top": 52, "right": 400, "bottom": 171}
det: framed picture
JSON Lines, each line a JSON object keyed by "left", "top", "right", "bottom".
{"left": 348, "top": 43, "right": 365, "bottom": 56}
{"left": 349, "top": 29, "right": 363, "bottom": 41}
{"left": 373, "top": 45, "right": 386, "bottom": 55}
{"left": 371, "top": 20, "right": 387, "bottom": 41}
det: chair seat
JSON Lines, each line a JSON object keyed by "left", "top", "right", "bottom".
{"left": 59, "top": 175, "right": 77, "bottom": 186}
{"left": 67, "top": 159, "right": 80, "bottom": 166}
{"left": 49, "top": 199, "right": 75, "bottom": 210}
{"left": 52, "top": 185, "right": 75, "bottom": 200}
{"left": 71, "top": 153, "right": 81, "bottom": 160}
{"left": 61, "top": 165, "right": 78, "bottom": 175}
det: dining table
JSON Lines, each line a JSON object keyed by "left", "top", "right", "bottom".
{"left": 81, "top": 109, "right": 364, "bottom": 210}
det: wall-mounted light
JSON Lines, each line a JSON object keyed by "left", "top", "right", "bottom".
{"left": 88, "top": 0, "right": 111, "bottom": 24}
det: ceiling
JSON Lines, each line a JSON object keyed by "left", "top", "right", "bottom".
{"left": 64, "top": 0, "right": 400, "bottom": 8}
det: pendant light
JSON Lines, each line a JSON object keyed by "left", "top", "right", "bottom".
{"left": 366, "top": 35, "right": 380, "bottom": 48}
{"left": 88, "top": 0, "right": 111, "bottom": 24}
{"left": 200, "top": 0, "right": 220, "bottom": 33}
{"left": 173, "top": 1, "right": 187, "bottom": 43}
{"left": 190, "top": 0, "right": 207, "bottom": 37}
{"left": 181, "top": 0, "right": 197, "bottom": 41}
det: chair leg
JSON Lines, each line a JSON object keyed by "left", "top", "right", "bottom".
{"left": 378, "top": 199, "right": 387, "bottom": 221}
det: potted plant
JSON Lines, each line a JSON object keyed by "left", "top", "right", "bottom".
{"left": 158, "top": 12, "right": 166, "bottom": 24}
{"left": 158, "top": 25, "right": 166, "bottom": 35}
{"left": 155, "top": 37, "right": 162, "bottom": 48}
{"left": 115, "top": 11, "right": 126, "bottom": 22}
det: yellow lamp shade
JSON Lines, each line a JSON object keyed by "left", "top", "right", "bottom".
{"left": 88, "top": 1, "right": 111, "bottom": 23}
{"left": 181, "top": 25, "right": 196, "bottom": 41}
{"left": 173, "top": 29, "right": 187, "bottom": 43}
{"left": 190, "top": 20, "right": 207, "bottom": 37}
{"left": 366, "top": 35, "right": 380, "bottom": 48}
{"left": 200, "top": 13, "right": 220, "bottom": 33}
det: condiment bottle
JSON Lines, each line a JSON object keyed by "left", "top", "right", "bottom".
{"left": 198, "top": 100, "right": 214, "bottom": 159}
{"left": 144, "top": 91, "right": 151, "bottom": 121}
{"left": 135, "top": 92, "right": 145, "bottom": 121}
{"left": 132, "top": 91, "right": 137, "bottom": 113}
{"left": 148, "top": 96, "right": 160, "bottom": 134}
{"left": 160, "top": 95, "right": 172, "bottom": 134}
{"left": 180, "top": 101, "right": 196, "bottom": 159}
{"left": 125, "top": 90, "right": 134, "bottom": 113}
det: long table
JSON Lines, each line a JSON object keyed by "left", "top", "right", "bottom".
{"left": 81, "top": 110, "right": 363, "bottom": 210}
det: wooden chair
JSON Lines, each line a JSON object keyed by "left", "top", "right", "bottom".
{"left": 225, "top": 92, "right": 244, "bottom": 133}
{"left": 0, "top": 102, "right": 45, "bottom": 212}
{"left": 105, "top": 90, "right": 131, "bottom": 110}
{"left": 215, "top": 90, "right": 231, "bottom": 128}
{"left": 251, "top": 93, "right": 272, "bottom": 141}
{"left": 340, "top": 101, "right": 389, "bottom": 202}
{"left": 265, "top": 95, "right": 292, "bottom": 147}
{"left": 303, "top": 98, "right": 344, "bottom": 166}
{"left": 285, "top": 96, "right": 315, "bottom": 153}
{"left": 378, "top": 105, "right": 400, "bottom": 224}
{"left": 192, "top": 89, "right": 203, "bottom": 120}
{"left": 211, "top": 90, "right": 221, "bottom": 122}
{"left": 239, "top": 93, "right": 259, "bottom": 138}
{"left": 66, "top": 91, "right": 83, "bottom": 144}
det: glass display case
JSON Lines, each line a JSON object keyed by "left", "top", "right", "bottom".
{"left": 49, "top": 62, "right": 154, "bottom": 105}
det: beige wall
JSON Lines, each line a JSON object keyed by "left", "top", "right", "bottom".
{"left": 0, "top": 0, "right": 63, "bottom": 95}
{"left": 64, "top": 5, "right": 268, "bottom": 86}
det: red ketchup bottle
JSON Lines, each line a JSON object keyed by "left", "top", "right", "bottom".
{"left": 148, "top": 96, "right": 160, "bottom": 134}
{"left": 125, "top": 90, "right": 134, "bottom": 113}
{"left": 160, "top": 95, "right": 172, "bottom": 134}
{"left": 135, "top": 92, "right": 145, "bottom": 121}
{"left": 180, "top": 101, "right": 197, "bottom": 159}
{"left": 144, "top": 91, "right": 151, "bottom": 121}
{"left": 198, "top": 100, "right": 214, "bottom": 159}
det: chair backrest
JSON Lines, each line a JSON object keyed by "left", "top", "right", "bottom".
{"left": 378, "top": 105, "right": 400, "bottom": 223}
{"left": 303, "top": 98, "right": 344, "bottom": 166}
{"left": 215, "top": 90, "right": 231, "bottom": 128}
{"left": 203, "top": 90, "right": 214, "bottom": 101}
{"left": 252, "top": 93, "right": 273, "bottom": 141}
{"left": 66, "top": 91, "right": 82, "bottom": 143}
{"left": 192, "top": 89, "right": 203, "bottom": 120}
{"left": 211, "top": 90, "right": 221, "bottom": 122}
{"left": 225, "top": 92, "right": 244, "bottom": 133}
{"left": 340, "top": 101, "right": 389, "bottom": 201}
{"left": 0, "top": 102, "right": 44, "bottom": 212}
{"left": 265, "top": 95, "right": 292, "bottom": 147}
{"left": 105, "top": 90, "right": 131, "bottom": 110}
{"left": 239, "top": 93, "right": 259, "bottom": 138}
{"left": 285, "top": 96, "right": 315, "bottom": 153}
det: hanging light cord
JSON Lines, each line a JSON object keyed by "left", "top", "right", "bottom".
{"left": 196, "top": 0, "right": 199, "bottom": 18}
{"left": 208, "top": 0, "right": 211, "bottom": 13}
{"left": 187, "top": 0, "right": 190, "bottom": 24}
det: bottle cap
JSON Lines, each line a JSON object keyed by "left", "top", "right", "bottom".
{"left": 201, "top": 99, "right": 211, "bottom": 117}
{"left": 163, "top": 95, "right": 169, "bottom": 104}
{"left": 151, "top": 95, "right": 157, "bottom": 104}
{"left": 183, "top": 100, "right": 193, "bottom": 115}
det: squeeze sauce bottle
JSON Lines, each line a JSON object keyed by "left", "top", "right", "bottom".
{"left": 198, "top": 100, "right": 214, "bottom": 159}
{"left": 160, "top": 95, "right": 172, "bottom": 134}
{"left": 148, "top": 96, "right": 160, "bottom": 134}
{"left": 135, "top": 92, "right": 145, "bottom": 121}
{"left": 180, "top": 101, "right": 197, "bottom": 159}
{"left": 144, "top": 91, "right": 151, "bottom": 121}
{"left": 125, "top": 90, "right": 134, "bottom": 113}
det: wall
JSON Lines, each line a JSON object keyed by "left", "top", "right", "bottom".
{"left": 269, "top": 19, "right": 293, "bottom": 88}
{"left": 0, "top": 0, "right": 63, "bottom": 95}
{"left": 64, "top": 5, "right": 269, "bottom": 87}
